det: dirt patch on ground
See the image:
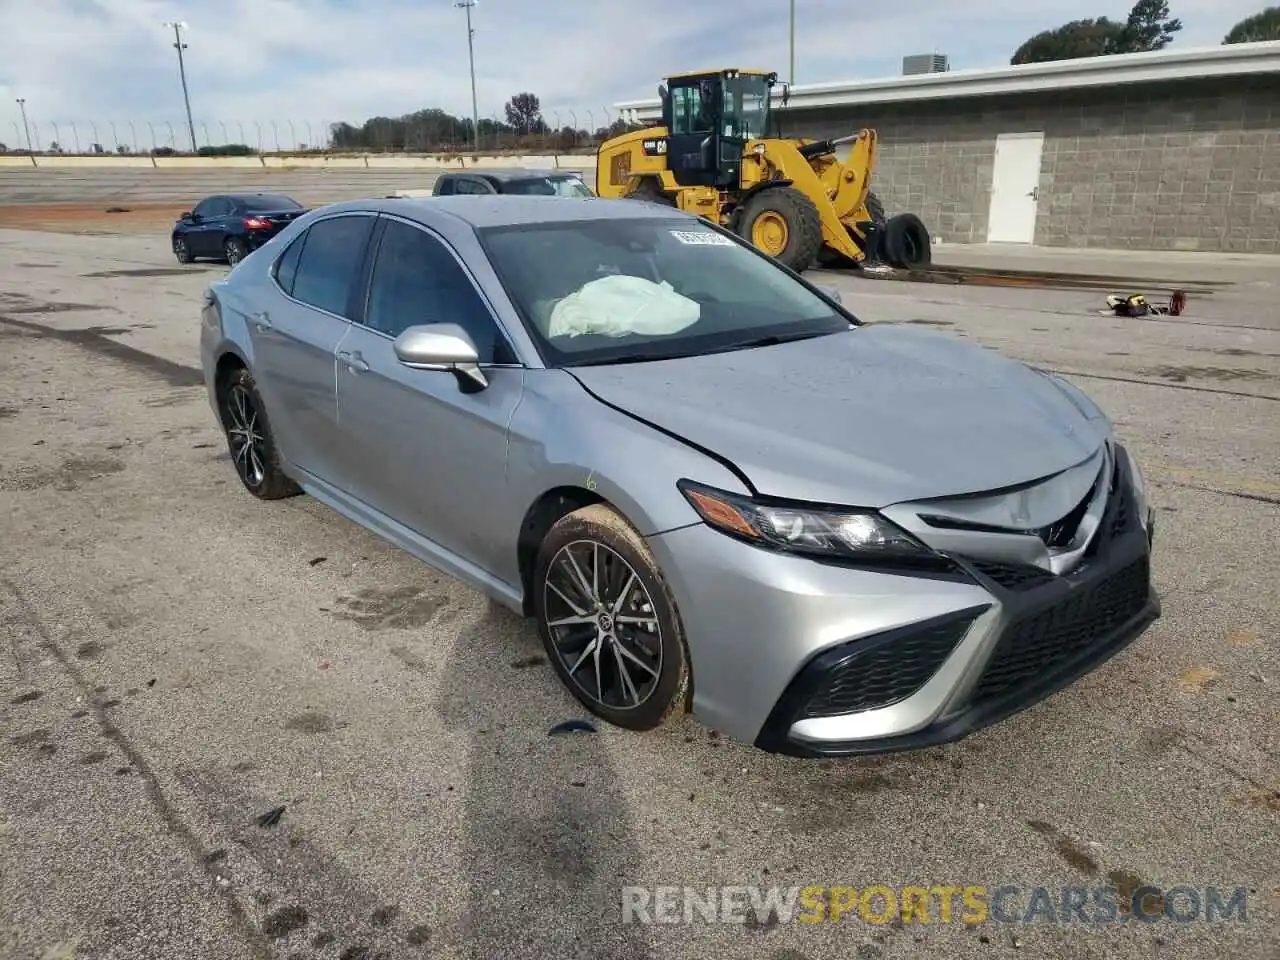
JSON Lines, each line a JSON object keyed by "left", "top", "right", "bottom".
{"left": 0, "top": 202, "right": 182, "bottom": 235}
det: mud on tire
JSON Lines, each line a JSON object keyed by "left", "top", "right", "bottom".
{"left": 532, "top": 503, "right": 691, "bottom": 731}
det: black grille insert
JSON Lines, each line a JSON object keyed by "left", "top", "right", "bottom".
{"left": 971, "top": 555, "right": 1150, "bottom": 705}
{"left": 967, "top": 559, "right": 1058, "bottom": 592}
{"left": 800, "top": 616, "right": 977, "bottom": 719}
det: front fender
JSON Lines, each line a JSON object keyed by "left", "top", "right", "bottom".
{"left": 500, "top": 370, "right": 749, "bottom": 582}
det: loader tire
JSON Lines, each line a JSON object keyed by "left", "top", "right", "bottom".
{"left": 622, "top": 179, "right": 676, "bottom": 207}
{"left": 865, "top": 191, "right": 887, "bottom": 224}
{"left": 738, "top": 186, "right": 823, "bottom": 274}
{"left": 881, "top": 213, "right": 932, "bottom": 269}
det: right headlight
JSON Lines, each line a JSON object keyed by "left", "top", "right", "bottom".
{"left": 677, "top": 479, "right": 937, "bottom": 565}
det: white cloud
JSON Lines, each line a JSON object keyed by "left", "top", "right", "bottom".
{"left": 0, "top": 0, "right": 1268, "bottom": 148}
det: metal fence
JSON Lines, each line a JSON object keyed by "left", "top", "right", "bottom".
{"left": 2, "top": 110, "right": 639, "bottom": 156}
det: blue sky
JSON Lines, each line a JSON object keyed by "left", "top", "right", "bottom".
{"left": 0, "top": 0, "right": 1269, "bottom": 148}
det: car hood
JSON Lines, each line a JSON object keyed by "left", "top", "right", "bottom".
{"left": 568, "top": 324, "right": 1110, "bottom": 508}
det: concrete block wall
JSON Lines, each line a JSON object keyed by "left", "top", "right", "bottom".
{"left": 789, "top": 75, "right": 1280, "bottom": 252}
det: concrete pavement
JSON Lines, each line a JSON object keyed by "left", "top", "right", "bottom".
{"left": 0, "top": 227, "right": 1276, "bottom": 960}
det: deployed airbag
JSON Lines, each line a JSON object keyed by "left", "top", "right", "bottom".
{"left": 547, "top": 275, "right": 701, "bottom": 339}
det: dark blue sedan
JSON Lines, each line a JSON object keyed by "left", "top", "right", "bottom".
{"left": 172, "top": 193, "right": 308, "bottom": 266}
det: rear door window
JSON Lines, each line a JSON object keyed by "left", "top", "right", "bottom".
{"left": 272, "top": 232, "right": 307, "bottom": 296}
{"left": 289, "top": 214, "right": 376, "bottom": 318}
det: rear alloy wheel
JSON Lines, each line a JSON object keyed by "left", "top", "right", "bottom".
{"left": 217, "top": 367, "right": 300, "bottom": 500}
{"left": 173, "top": 236, "right": 193, "bottom": 264}
{"left": 223, "top": 237, "right": 249, "bottom": 266}
{"left": 533, "top": 504, "right": 690, "bottom": 731}
{"left": 737, "top": 186, "right": 823, "bottom": 274}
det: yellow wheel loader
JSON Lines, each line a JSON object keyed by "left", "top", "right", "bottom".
{"left": 595, "top": 68, "right": 931, "bottom": 274}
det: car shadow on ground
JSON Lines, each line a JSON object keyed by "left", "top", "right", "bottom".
{"left": 435, "top": 599, "right": 654, "bottom": 960}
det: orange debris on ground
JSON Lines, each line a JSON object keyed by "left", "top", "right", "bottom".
{"left": 0, "top": 202, "right": 184, "bottom": 234}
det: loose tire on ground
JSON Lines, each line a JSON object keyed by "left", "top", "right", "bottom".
{"left": 532, "top": 503, "right": 691, "bottom": 732}
{"left": 217, "top": 366, "right": 302, "bottom": 500}
{"left": 737, "top": 186, "right": 823, "bottom": 274}
{"left": 865, "top": 190, "right": 887, "bottom": 225}
{"left": 880, "top": 213, "right": 932, "bottom": 268}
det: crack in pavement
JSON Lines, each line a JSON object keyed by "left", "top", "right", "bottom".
{"left": 2, "top": 579, "right": 274, "bottom": 960}
{"left": 0, "top": 314, "right": 203, "bottom": 388}
{"left": 1033, "top": 365, "right": 1280, "bottom": 402}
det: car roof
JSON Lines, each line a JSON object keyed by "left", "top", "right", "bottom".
{"left": 439, "top": 168, "right": 583, "bottom": 181}
{"left": 318, "top": 195, "right": 695, "bottom": 228}
{"left": 223, "top": 192, "right": 298, "bottom": 202}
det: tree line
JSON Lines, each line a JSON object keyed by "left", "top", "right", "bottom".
{"left": 1011, "top": 2, "right": 1279, "bottom": 65}
{"left": 328, "top": 91, "right": 641, "bottom": 154}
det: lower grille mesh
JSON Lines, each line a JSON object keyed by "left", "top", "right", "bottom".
{"left": 972, "top": 555, "right": 1150, "bottom": 705}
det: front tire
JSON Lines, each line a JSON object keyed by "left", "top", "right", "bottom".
{"left": 173, "top": 236, "right": 193, "bottom": 264}
{"left": 737, "top": 186, "right": 823, "bottom": 274}
{"left": 533, "top": 504, "right": 690, "bottom": 731}
{"left": 217, "top": 367, "right": 301, "bottom": 500}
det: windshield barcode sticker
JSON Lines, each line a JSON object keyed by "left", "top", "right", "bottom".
{"left": 670, "top": 230, "right": 735, "bottom": 246}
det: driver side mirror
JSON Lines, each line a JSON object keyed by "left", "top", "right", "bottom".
{"left": 180, "top": 211, "right": 193, "bottom": 221}
{"left": 393, "top": 323, "right": 488, "bottom": 392}
{"left": 657, "top": 83, "right": 668, "bottom": 102}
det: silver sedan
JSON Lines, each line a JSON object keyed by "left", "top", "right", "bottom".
{"left": 199, "top": 195, "right": 1159, "bottom": 756}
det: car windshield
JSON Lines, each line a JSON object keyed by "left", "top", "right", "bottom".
{"left": 478, "top": 216, "right": 854, "bottom": 367}
{"left": 503, "top": 177, "right": 594, "bottom": 198}
{"left": 240, "top": 195, "right": 302, "bottom": 212}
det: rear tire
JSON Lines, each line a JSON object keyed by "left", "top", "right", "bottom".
{"left": 224, "top": 237, "right": 248, "bottom": 266}
{"left": 533, "top": 504, "right": 691, "bottom": 732}
{"left": 737, "top": 186, "right": 823, "bottom": 274}
{"left": 622, "top": 179, "right": 676, "bottom": 207}
{"left": 881, "top": 213, "right": 932, "bottom": 268}
{"left": 217, "top": 367, "right": 301, "bottom": 500}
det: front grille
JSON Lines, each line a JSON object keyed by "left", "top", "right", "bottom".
{"left": 971, "top": 555, "right": 1150, "bottom": 705}
{"left": 800, "top": 617, "right": 976, "bottom": 719}
{"left": 968, "top": 559, "right": 1058, "bottom": 592}
{"left": 1034, "top": 484, "right": 1094, "bottom": 547}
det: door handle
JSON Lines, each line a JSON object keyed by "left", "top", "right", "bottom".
{"left": 250, "top": 310, "right": 272, "bottom": 331}
{"left": 337, "top": 349, "right": 369, "bottom": 373}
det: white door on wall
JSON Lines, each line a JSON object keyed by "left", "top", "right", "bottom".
{"left": 986, "top": 132, "right": 1045, "bottom": 244}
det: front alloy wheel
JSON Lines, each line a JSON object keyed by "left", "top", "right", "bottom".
{"left": 173, "top": 236, "right": 193, "bottom": 263}
{"left": 534, "top": 504, "right": 690, "bottom": 730}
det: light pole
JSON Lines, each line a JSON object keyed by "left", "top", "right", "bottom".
{"left": 454, "top": 0, "right": 480, "bottom": 152}
{"left": 15, "top": 98, "right": 33, "bottom": 152}
{"left": 163, "top": 20, "right": 198, "bottom": 152}
{"left": 789, "top": 0, "right": 796, "bottom": 85}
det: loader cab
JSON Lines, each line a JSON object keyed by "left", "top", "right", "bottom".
{"left": 659, "top": 68, "right": 775, "bottom": 189}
